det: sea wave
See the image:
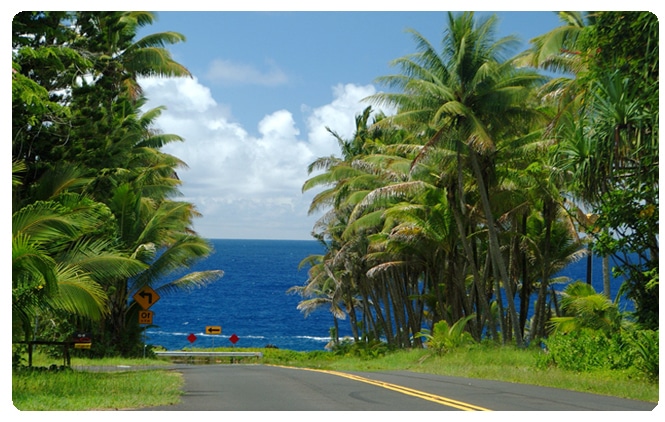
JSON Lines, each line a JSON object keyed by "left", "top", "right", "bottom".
{"left": 293, "top": 335, "right": 331, "bottom": 342}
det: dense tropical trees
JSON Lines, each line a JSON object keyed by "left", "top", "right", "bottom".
{"left": 528, "top": 11, "right": 659, "bottom": 330}
{"left": 294, "top": 11, "right": 657, "bottom": 353}
{"left": 12, "top": 11, "right": 222, "bottom": 357}
{"left": 581, "top": 12, "right": 658, "bottom": 330}
{"left": 365, "top": 12, "right": 551, "bottom": 346}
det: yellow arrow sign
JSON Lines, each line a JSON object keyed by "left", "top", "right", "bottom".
{"left": 206, "top": 326, "right": 222, "bottom": 335}
{"left": 133, "top": 286, "right": 160, "bottom": 310}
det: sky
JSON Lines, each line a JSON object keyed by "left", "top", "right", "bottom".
{"left": 131, "top": 8, "right": 568, "bottom": 240}
{"left": 9, "top": 2, "right": 655, "bottom": 241}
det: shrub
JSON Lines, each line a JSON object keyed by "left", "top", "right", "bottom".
{"left": 626, "top": 329, "right": 659, "bottom": 381}
{"left": 538, "top": 328, "right": 658, "bottom": 381}
{"left": 415, "top": 315, "right": 475, "bottom": 356}
{"left": 330, "top": 338, "right": 391, "bottom": 359}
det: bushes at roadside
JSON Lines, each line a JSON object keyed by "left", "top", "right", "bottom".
{"left": 538, "top": 328, "right": 658, "bottom": 381}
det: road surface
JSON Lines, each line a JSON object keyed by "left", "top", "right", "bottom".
{"left": 137, "top": 364, "right": 658, "bottom": 411}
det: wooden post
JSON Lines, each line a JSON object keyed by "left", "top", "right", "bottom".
{"left": 64, "top": 342, "right": 71, "bottom": 366}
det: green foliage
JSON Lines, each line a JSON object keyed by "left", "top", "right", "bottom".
{"left": 539, "top": 328, "right": 658, "bottom": 381}
{"left": 538, "top": 329, "right": 631, "bottom": 372}
{"left": 576, "top": 11, "right": 659, "bottom": 330}
{"left": 548, "top": 281, "right": 624, "bottom": 335}
{"left": 330, "top": 338, "right": 392, "bottom": 359}
{"left": 12, "top": 12, "right": 217, "bottom": 358}
{"left": 415, "top": 315, "right": 476, "bottom": 355}
{"left": 626, "top": 329, "right": 659, "bottom": 382}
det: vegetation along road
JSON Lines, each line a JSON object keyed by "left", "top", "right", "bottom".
{"left": 140, "top": 365, "right": 657, "bottom": 411}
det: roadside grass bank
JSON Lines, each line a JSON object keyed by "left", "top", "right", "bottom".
{"left": 12, "top": 368, "right": 183, "bottom": 410}
{"left": 12, "top": 343, "right": 659, "bottom": 410}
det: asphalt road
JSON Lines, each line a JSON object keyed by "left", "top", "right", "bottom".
{"left": 136, "top": 364, "right": 658, "bottom": 411}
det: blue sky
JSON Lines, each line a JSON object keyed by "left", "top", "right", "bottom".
{"left": 130, "top": 9, "right": 578, "bottom": 241}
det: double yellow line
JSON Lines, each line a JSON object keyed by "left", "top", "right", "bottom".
{"left": 276, "top": 366, "right": 491, "bottom": 411}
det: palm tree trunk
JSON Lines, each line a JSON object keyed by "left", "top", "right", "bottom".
{"left": 343, "top": 284, "right": 360, "bottom": 342}
{"left": 603, "top": 255, "right": 611, "bottom": 299}
{"left": 448, "top": 171, "right": 495, "bottom": 340}
{"left": 533, "top": 199, "right": 555, "bottom": 340}
{"left": 379, "top": 276, "right": 395, "bottom": 345}
{"left": 470, "top": 150, "right": 523, "bottom": 347}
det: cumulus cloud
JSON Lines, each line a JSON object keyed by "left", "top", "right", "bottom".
{"left": 306, "top": 83, "right": 378, "bottom": 156}
{"left": 206, "top": 59, "right": 288, "bottom": 86}
{"left": 138, "top": 76, "right": 385, "bottom": 240}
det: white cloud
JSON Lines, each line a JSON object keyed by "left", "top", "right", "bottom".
{"left": 139, "top": 76, "right": 385, "bottom": 240}
{"left": 206, "top": 59, "right": 288, "bottom": 86}
{"left": 140, "top": 77, "right": 219, "bottom": 113}
{"left": 306, "top": 83, "right": 380, "bottom": 156}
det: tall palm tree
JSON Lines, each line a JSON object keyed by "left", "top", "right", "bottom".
{"left": 289, "top": 249, "right": 348, "bottom": 346}
{"left": 367, "top": 12, "right": 547, "bottom": 346}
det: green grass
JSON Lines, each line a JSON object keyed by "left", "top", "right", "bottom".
{"left": 12, "top": 368, "right": 183, "bottom": 410}
{"left": 12, "top": 343, "right": 659, "bottom": 410}
{"left": 317, "top": 346, "right": 659, "bottom": 403}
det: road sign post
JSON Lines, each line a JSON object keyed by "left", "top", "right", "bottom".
{"left": 133, "top": 287, "right": 159, "bottom": 356}
{"left": 206, "top": 326, "right": 222, "bottom": 348}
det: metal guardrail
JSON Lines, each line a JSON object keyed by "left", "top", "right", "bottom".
{"left": 154, "top": 351, "right": 263, "bottom": 363}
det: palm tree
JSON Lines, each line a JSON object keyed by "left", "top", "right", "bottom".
{"left": 98, "top": 177, "right": 223, "bottom": 355}
{"left": 12, "top": 196, "right": 146, "bottom": 342}
{"left": 289, "top": 249, "right": 348, "bottom": 346}
{"left": 73, "top": 11, "right": 191, "bottom": 101}
{"left": 300, "top": 106, "right": 429, "bottom": 347}
{"left": 514, "top": 11, "right": 597, "bottom": 120}
{"left": 515, "top": 11, "right": 594, "bottom": 74}
{"left": 366, "top": 12, "right": 547, "bottom": 346}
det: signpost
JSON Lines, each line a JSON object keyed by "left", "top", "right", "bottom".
{"left": 187, "top": 333, "right": 197, "bottom": 343}
{"left": 229, "top": 333, "right": 239, "bottom": 345}
{"left": 134, "top": 286, "right": 160, "bottom": 357}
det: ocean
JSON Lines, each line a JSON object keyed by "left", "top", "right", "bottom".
{"left": 145, "top": 238, "right": 631, "bottom": 352}
{"left": 146, "top": 239, "right": 346, "bottom": 352}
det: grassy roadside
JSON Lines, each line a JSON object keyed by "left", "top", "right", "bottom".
{"left": 11, "top": 344, "right": 659, "bottom": 410}
{"left": 256, "top": 344, "right": 659, "bottom": 403}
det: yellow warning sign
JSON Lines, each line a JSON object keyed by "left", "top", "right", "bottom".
{"left": 138, "top": 310, "right": 154, "bottom": 325}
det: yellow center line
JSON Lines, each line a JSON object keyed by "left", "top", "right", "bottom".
{"left": 270, "top": 365, "right": 491, "bottom": 411}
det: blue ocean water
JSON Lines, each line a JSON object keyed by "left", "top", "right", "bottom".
{"left": 145, "top": 239, "right": 632, "bottom": 352}
{"left": 146, "top": 239, "right": 351, "bottom": 352}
